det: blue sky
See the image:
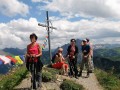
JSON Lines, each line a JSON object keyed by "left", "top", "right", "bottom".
{"left": 0, "top": 0, "right": 120, "bottom": 49}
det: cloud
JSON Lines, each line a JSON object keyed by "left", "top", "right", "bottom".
{"left": 0, "top": 17, "right": 120, "bottom": 49}
{"left": 31, "top": 0, "right": 49, "bottom": 4}
{"left": 50, "top": 18, "right": 120, "bottom": 48}
{"left": 42, "top": 0, "right": 120, "bottom": 19}
{"left": 0, "top": 18, "right": 47, "bottom": 49}
{"left": 0, "top": 0, "right": 29, "bottom": 17}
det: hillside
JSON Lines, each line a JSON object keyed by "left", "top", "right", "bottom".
{"left": 94, "top": 47, "right": 120, "bottom": 61}
{"left": 93, "top": 47, "right": 120, "bottom": 77}
{"left": 0, "top": 50, "right": 9, "bottom": 55}
{"left": 3, "top": 48, "right": 26, "bottom": 55}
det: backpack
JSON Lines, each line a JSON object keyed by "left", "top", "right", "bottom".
{"left": 51, "top": 53, "right": 60, "bottom": 63}
{"left": 51, "top": 54, "right": 56, "bottom": 63}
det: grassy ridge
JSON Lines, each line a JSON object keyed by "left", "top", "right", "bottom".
{"left": 95, "top": 68, "right": 120, "bottom": 90}
{"left": 0, "top": 65, "right": 28, "bottom": 90}
{"left": 94, "top": 47, "right": 120, "bottom": 61}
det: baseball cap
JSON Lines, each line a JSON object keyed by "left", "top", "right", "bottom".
{"left": 83, "top": 39, "right": 87, "bottom": 42}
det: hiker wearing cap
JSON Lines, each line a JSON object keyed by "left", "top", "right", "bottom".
{"left": 79, "top": 39, "right": 91, "bottom": 78}
{"left": 67, "top": 39, "right": 79, "bottom": 79}
{"left": 52, "top": 48, "right": 68, "bottom": 75}
{"left": 86, "top": 38, "right": 94, "bottom": 72}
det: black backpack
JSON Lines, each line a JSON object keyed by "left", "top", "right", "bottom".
{"left": 51, "top": 53, "right": 60, "bottom": 63}
{"left": 51, "top": 54, "right": 56, "bottom": 63}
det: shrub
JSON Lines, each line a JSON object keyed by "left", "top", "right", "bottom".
{"left": 60, "top": 79, "right": 84, "bottom": 90}
{"left": 42, "top": 67, "right": 60, "bottom": 81}
{"left": 43, "top": 66, "right": 60, "bottom": 75}
{"left": 42, "top": 71, "right": 53, "bottom": 82}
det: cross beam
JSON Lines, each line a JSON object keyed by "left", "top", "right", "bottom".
{"left": 38, "top": 11, "right": 56, "bottom": 64}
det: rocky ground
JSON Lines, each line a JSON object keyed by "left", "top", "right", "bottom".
{"left": 14, "top": 71, "right": 103, "bottom": 90}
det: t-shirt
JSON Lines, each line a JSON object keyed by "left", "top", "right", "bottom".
{"left": 82, "top": 45, "right": 90, "bottom": 55}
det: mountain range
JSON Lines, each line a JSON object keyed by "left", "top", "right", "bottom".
{"left": 0, "top": 39, "right": 120, "bottom": 74}
{"left": 1, "top": 39, "right": 120, "bottom": 63}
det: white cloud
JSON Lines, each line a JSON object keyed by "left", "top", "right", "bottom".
{"left": 32, "top": 0, "right": 49, "bottom": 4}
{"left": 32, "top": 0, "right": 42, "bottom": 2}
{"left": 42, "top": 0, "right": 120, "bottom": 18}
{"left": 50, "top": 18, "right": 120, "bottom": 48}
{"left": 0, "top": 18, "right": 47, "bottom": 49}
{"left": 0, "top": 17, "right": 120, "bottom": 49}
{"left": 0, "top": 0, "right": 29, "bottom": 17}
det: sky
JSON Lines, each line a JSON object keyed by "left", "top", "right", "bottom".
{"left": 0, "top": 0, "right": 120, "bottom": 49}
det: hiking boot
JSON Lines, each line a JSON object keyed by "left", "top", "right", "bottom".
{"left": 89, "top": 70, "right": 93, "bottom": 73}
{"left": 75, "top": 76, "right": 79, "bottom": 79}
{"left": 86, "top": 72, "right": 90, "bottom": 78}
{"left": 38, "top": 83, "right": 42, "bottom": 88}
{"left": 70, "top": 75, "right": 73, "bottom": 78}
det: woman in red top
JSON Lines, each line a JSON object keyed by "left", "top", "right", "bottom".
{"left": 26, "top": 33, "right": 42, "bottom": 87}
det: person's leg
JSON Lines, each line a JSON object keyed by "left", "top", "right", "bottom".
{"left": 62, "top": 64, "right": 65, "bottom": 75}
{"left": 91, "top": 57, "right": 94, "bottom": 71}
{"left": 36, "top": 61, "right": 42, "bottom": 87}
{"left": 86, "top": 56, "right": 91, "bottom": 77}
{"left": 64, "top": 64, "right": 69, "bottom": 75}
{"left": 79, "top": 58, "right": 85, "bottom": 77}
{"left": 88, "top": 56, "right": 94, "bottom": 73}
{"left": 73, "top": 59, "right": 78, "bottom": 78}
{"left": 69, "top": 61, "right": 73, "bottom": 76}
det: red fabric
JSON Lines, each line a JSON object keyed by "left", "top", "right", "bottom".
{"left": 64, "top": 63, "right": 68, "bottom": 69}
{"left": 5, "top": 56, "right": 17, "bottom": 63}
{"left": 52, "top": 61, "right": 68, "bottom": 69}
{"left": 69, "top": 46, "right": 75, "bottom": 59}
{"left": 27, "top": 43, "right": 39, "bottom": 62}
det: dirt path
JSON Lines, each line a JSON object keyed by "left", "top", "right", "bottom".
{"left": 14, "top": 74, "right": 61, "bottom": 90}
{"left": 76, "top": 71, "right": 103, "bottom": 90}
{"left": 14, "top": 71, "right": 103, "bottom": 90}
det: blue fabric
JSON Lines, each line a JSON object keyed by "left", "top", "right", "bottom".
{"left": 19, "top": 55, "right": 25, "bottom": 62}
{"left": 82, "top": 45, "right": 90, "bottom": 55}
{"left": 0, "top": 60, "right": 3, "bottom": 65}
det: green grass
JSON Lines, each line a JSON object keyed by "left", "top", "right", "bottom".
{"left": 95, "top": 68, "right": 120, "bottom": 90}
{"left": 43, "top": 66, "right": 60, "bottom": 75}
{"left": 94, "top": 47, "right": 120, "bottom": 61}
{"left": 0, "top": 65, "right": 28, "bottom": 90}
{"left": 42, "top": 66, "right": 60, "bottom": 82}
{"left": 60, "top": 79, "right": 84, "bottom": 90}
{"left": 42, "top": 71, "right": 53, "bottom": 82}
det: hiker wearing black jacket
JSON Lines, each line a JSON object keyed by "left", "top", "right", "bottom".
{"left": 67, "top": 39, "right": 79, "bottom": 79}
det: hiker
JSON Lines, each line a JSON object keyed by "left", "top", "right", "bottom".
{"left": 67, "top": 39, "right": 79, "bottom": 79}
{"left": 52, "top": 48, "right": 68, "bottom": 75}
{"left": 26, "top": 33, "right": 43, "bottom": 87}
{"left": 86, "top": 38, "right": 94, "bottom": 72}
{"left": 79, "top": 39, "right": 91, "bottom": 78}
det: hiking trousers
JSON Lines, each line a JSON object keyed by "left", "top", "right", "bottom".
{"left": 26, "top": 59, "right": 43, "bottom": 85}
{"left": 69, "top": 59, "right": 78, "bottom": 77}
{"left": 80, "top": 55, "right": 91, "bottom": 72}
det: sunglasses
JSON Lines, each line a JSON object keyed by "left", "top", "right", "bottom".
{"left": 71, "top": 41, "right": 75, "bottom": 42}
